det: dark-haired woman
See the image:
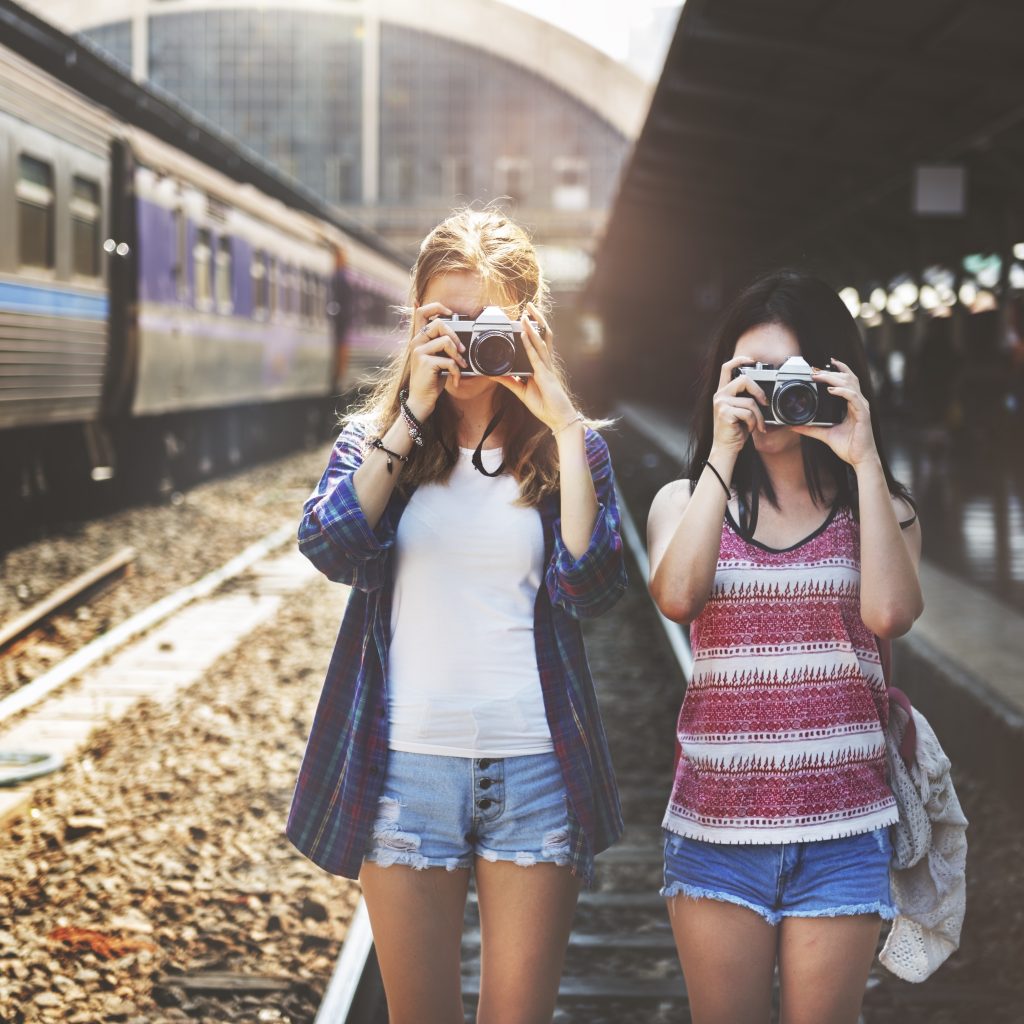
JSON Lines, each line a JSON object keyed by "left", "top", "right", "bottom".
{"left": 647, "top": 270, "right": 923, "bottom": 1024}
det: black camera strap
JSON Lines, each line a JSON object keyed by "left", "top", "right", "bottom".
{"left": 472, "top": 408, "right": 506, "bottom": 477}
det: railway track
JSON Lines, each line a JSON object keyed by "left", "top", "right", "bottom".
{"left": 0, "top": 546, "right": 136, "bottom": 657}
{"left": 0, "top": 521, "right": 307, "bottom": 800}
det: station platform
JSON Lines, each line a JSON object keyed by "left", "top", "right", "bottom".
{"left": 615, "top": 400, "right": 1024, "bottom": 809}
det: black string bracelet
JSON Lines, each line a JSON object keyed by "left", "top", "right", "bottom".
{"left": 702, "top": 459, "right": 732, "bottom": 500}
{"left": 367, "top": 437, "right": 409, "bottom": 475}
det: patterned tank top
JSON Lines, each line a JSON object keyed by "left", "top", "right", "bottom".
{"left": 662, "top": 503, "right": 898, "bottom": 844}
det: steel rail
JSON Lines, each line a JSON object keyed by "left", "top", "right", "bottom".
{"left": 0, "top": 546, "right": 137, "bottom": 652}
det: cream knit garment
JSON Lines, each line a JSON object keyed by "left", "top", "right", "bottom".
{"left": 879, "top": 697, "right": 968, "bottom": 982}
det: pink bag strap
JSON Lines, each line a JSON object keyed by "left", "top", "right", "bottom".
{"left": 887, "top": 685, "right": 917, "bottom": 764}
{"left": 877, "top": 635, "right": 917, "bottom": 763}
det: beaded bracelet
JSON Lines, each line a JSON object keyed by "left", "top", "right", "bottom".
{"left": 702, "top": 459, "right": 732, "bottom": 500}
{"left": 398, "top": 388, "right": 425, "bottom": 447}
{"left": 365, "top": 437, "right": 409, "bottom": 475}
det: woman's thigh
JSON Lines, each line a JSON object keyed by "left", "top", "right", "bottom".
{"left": 777, "top": 914, "right": 882, "bottom": 1024}
{"left": 475, "top": 858, "right": 581, "bottom": 1024}
{"left": 667, "top": 895, "right": 778, "bottom": 1024}
{"left": 359, "top": 862, "right": 471, "bottom": 1024}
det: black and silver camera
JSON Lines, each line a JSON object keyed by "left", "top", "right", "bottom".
{"left": 733, "top": 356, "right": 847, "bottom": 426}
{"left": 434, "top": 305, "right": 540, "bottom": 376}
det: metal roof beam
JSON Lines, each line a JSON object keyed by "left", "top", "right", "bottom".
{"left": 686, "top": 17, "right": 1024, "bottom": 84}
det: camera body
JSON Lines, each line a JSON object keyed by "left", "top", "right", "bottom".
{"left": 733, "top": 356, "right": 847, "bottom": 426}
{"left": 433, "top": 305, "right": 539, "bottom": 377}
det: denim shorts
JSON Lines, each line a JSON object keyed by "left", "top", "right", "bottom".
{"left": 363, "top": 749, "right": 580, "bottom": 874}
{"left": 661, "top": 828, "right": 897, "bottom": 925}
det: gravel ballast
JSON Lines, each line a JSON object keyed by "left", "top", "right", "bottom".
{"left": 0, "top": 550, "right": 358, "bottom": 1023}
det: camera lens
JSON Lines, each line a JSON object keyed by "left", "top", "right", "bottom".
{"left": 772, "top": 381, "right": 818, "bottom": 425}
{"left": 470, "top": 331, "right": 516, "bottom": 376}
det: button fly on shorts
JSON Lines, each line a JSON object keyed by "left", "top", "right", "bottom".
{"left": 472, "top": 757, "right": 504, "bottom": 824}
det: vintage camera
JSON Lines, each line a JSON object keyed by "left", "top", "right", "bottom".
{"left": 733, "top": 356, "right": 847, "bottom": 426}
{"left": 433, "top": 305, "right": 540, "bottom": 376}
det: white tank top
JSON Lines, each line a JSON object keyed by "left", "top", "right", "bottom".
{"left": 386, "top": 446, "right": 553, "bottom": 757}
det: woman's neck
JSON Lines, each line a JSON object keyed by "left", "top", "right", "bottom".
{"left": 758, "top": 444, "right": 825, "bottom": 507}
{"left": 449, "top": 390, "right": 506, "bottom": 450}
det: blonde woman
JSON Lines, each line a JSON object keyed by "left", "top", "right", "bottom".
{"left": 287, "top": 209, "right": 627, "bottom": 1023}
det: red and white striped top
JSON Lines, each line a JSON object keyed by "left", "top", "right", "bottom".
{"left": 663, "top": 503, "right": 898, "bottom": 844}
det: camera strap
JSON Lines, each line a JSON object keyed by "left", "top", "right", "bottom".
{"left": 471, "top": 408, "right": 506, "bottom": 477}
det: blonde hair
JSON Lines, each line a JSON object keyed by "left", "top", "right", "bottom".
{"left": 347, "top": 207, "right": 593, "bottom": 507}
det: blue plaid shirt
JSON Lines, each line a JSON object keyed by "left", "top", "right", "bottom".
{"left": 286, "top": 421, "right": 627, "bottom": 886}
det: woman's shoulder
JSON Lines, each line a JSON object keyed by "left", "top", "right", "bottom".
{"left": 650, "top": 478, "right": 693, "bottom": 517}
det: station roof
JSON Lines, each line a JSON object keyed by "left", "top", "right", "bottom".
{"left": 588, "top": 0, "right": 1024, "bottom": 312}
{"left": 0, "top": 0, "right": 407, "bottom": 266}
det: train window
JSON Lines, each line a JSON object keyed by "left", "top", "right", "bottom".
{"left": 172, "top": 208, "right": 187, "bottom": 301}
{"left": 300, "top": 270, "right": 313, "bottom": 323}
{"left": 194, "top": 228, "right": 213, "bottom": 308}
{"left": 215, "top": 237, "right": 233, "bottom": 313}
{"left": 70, "top": 176, "right": 102, "bottom": 277}
{"left": 283, "top": 265, "right": 295, "bottom": 316}
{"left": 16, "top": 154, "right": 55, "bottom": 270}
{"left": 268, "top": 257, "right": 278, "bottom": 317}
{"left": 252, "top": 250, "right": 268, "bottom": 318}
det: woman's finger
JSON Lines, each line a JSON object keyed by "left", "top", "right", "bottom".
{"left": 721, "top": 403, "right": 758, "bottom": 436}
{"left": 718, "top": 355, "right": 756, "bottom": 392}
{"left": 731, "top": 396, "right": 767, "bottom": 433}
{"left": 416, "top": 333, "right": 467, "bottom": 367}
{"left": 413, "top": 302, "right": 452, "bottom": 331}
{"left": 827, "top": 385, "right": 869, "bottom": 414}
{"left": 717, "top": 394, "right": 766, "bottom": 433}
{"left": 521, "top": 314, "right": 553, "bottom": 368}
{"left": 724, "top": 374, "right": 768, "bottom": 406}
{"left": 812, "top": 369, "right": 856, "bottom": 392}
{"left": 426, "top": 355, "right": 462, "bottom": 384}
{"left": 519, "top": 323, "right": 544, "bottom": 369}
{"left": 495, "top": 374, "right": 528, "bottom": 399}
{"left": 791, "top": 423, "right": 827, "bottom": 442}
{"left": 525, "top": 302, "right": 552, "bottom": 343}
{"left": 829, "top": 357, "right": 856, "bottom": 376}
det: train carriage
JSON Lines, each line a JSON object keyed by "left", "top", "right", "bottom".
{"left": 0, "top": 25, "right": 409, "bottom": 522}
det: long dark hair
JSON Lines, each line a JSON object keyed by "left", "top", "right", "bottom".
{"left": 688, "top": 269, "right": 914, "bottom": 537}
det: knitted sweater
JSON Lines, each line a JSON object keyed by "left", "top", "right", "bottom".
{"left": 663, "top": 504, "right": 899, "bottom": 844}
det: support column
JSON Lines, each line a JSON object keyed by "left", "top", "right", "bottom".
{"left": 361, "top": 10, "right": 380, "bottom": 207}
{"left": 131, "top": 0, "right": 148, "bottom": 81}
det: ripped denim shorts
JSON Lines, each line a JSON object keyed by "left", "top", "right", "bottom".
{"left": 363, "top": 749, "right": 579, "bottom": 874}
{"left": 661, "top": 828, "right": 897, "bottom": 925}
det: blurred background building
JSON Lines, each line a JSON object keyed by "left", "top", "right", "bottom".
{"left": 23, "top": 0, "right": 657, "bottom": 304}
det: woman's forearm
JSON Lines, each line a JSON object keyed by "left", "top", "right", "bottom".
{"left": 352, "top": 416, "right": 416, "bottom": 529}
{"left": 856, "top": 459, "right": 923, "bottom": 637}
{"left": 556, "top": 423, "right": 598, "bottom": 560}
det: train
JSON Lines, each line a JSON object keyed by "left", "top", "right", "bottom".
{"left": 0, "top": 16, "right": 409, "bottom": 523}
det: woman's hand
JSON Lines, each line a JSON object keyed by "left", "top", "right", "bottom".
{"left": 495, "top": 303, "right": 578, "bottom": 431}
{"left": 711, "top": 356, "right": 768, "bottom": 455}
{"left": 792, "top": 358, "right": 879, "bottom": 469}
{"left": 405, "top": 302, "right": 468, "bottom": 421}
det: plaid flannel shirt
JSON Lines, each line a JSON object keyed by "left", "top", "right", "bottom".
{"left": 286, "top": 420, "right": 627, "bottom": 886}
